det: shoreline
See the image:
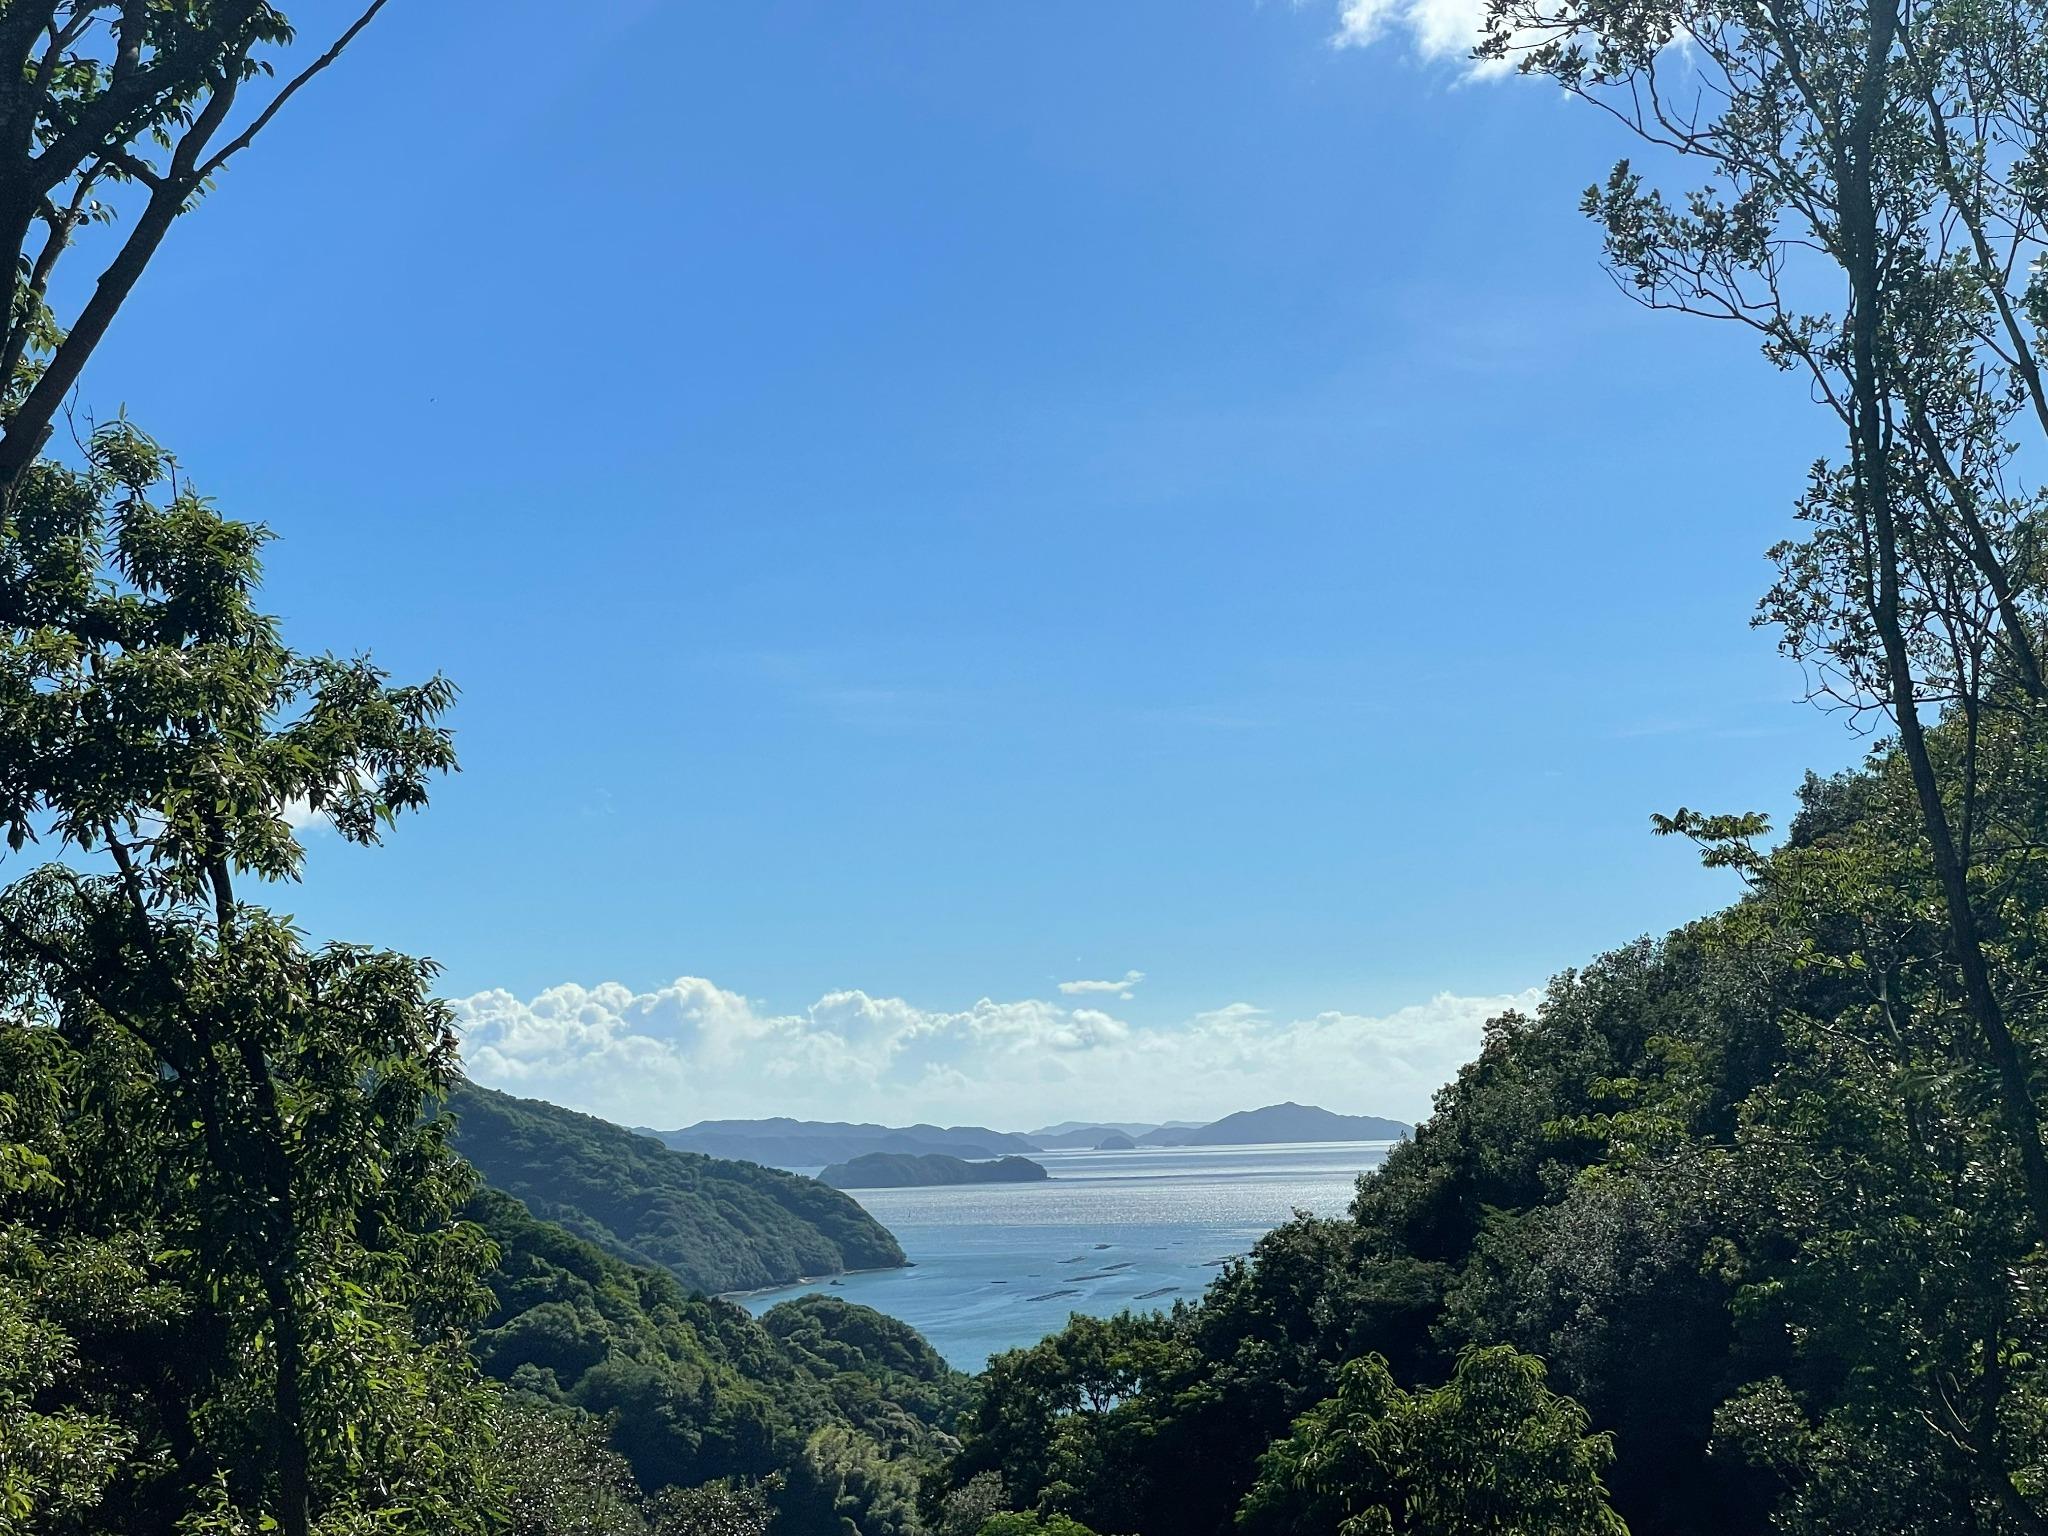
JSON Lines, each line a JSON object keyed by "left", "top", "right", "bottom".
{"left": 717, "top": 1260, "right": 911, "bottom": 1305}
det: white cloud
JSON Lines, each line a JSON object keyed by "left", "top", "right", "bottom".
{"left": 451, "top": 974, "right": 1539, "bottom": 1133}
{"left": 281, "top": 797, "right": 326, "bottom": 831}
{"left": 1058, "top": 969, "right": 1146, "bottom": 999}
{"left": 1333, "top": 0, "right": 1507, "bottom": 72}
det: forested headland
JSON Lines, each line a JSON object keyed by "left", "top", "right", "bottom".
{"left": 9, "top": 1, "right": 2048, "bottom": 1535}
{"left": 447, "top": 1083, "right": 906, "bottom": 1294}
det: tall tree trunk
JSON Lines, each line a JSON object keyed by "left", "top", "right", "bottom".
{"left": 262, "top": 1256, "right": 313, "bottom": 1536}
{"left": 1842, "top": 0, "right": 2048, "bottom": 1241}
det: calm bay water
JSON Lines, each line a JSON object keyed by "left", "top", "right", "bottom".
{"left": 737, "top": 1141, "right": 1391, "bottom": 1370}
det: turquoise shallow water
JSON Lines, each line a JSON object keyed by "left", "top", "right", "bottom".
{"left": 737, "top": 1140, "right": 1391, "bottom": 1370}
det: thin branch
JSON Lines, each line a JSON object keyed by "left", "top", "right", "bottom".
{"left": 198, "top": 0, "right": 393, "bottom": 180}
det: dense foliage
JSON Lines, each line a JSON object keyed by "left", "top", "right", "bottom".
{"left": 1238, "top": 1348, "right": 1625, "bottom": 1536}
{"left": 472, "top": 1188, "right": 964, "bottom": 1503}
{"left": 448, "top": 1082, "right": 906, "bottom": 1295}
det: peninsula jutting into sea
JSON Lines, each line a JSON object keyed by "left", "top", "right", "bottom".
{"left": 819, "top": 1152, "right": 1051, "bottom": 1189}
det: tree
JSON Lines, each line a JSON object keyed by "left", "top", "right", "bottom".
{"left": 1475, "top": 0, "right": 2048, "bottom": 1517}
{"left": 0, "top": 423, "right": 493, "bottom": 1536}
{"left": 491, "top": 1399, "right": 651, "bottom": 1536}
{"left": 946, "top": 1310, "right": 1190, "bottom": 1533}
{"left": 1238, "top": 1347, "right": 1627, "bottom": 1536}
{"left": 933, "top": 1472, "right": 1010, "bottom": 1536}
{"left": 0, "top": 2, "right": 394, "bottom": 491}
{"left": 779, "top": 1423, "right": 927, "bottom": 1536}
{"left": 1487, "top": 0, "right": 2048, "bottom": 1220}
{"left": 645, "top": 1479, "right": 775, "bottom": 1536}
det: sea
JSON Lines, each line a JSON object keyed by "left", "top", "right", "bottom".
{"left": 735, "top": 1140, "right": 1392, "bottom": 1370}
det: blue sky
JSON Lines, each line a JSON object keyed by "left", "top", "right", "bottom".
{"left": 73, "top": 0, "right": 1859, "bottom": 1127}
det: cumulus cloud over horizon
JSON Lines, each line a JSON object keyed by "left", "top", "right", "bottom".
{"left": 452, "top": 976, "right": 1542, "bottom": 1132}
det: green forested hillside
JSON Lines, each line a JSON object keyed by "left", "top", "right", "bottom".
{"left": 472, "top": 1188, "right": 967, "bottom": 1534}
{"left": 448, "top": 1082, "right": 906, "bottom": 1294}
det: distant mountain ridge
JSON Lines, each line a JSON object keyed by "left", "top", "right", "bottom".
{"left": 1031, "top": 1122, "right": 1184, "bottom": 1148}
{"left": 446, "top": 1083, "right": 905, "bottom": 1294}
{"left": 1032, "top": 1106, "right": 1410, "bottom": 1147}
{"left": 1028, "top": 1120, "right": 1204, "bottom": 1145}
{"left": 1029, "top": 1105, "right": 1408, "bottom": 1147}
{"left": 1033, "top": 1126, "right": 1139, "bottom": 1149}
{"left": 820, "top": 1152, "right": 1049, "bottom": 1189}
{"left": 624, "top": 1103, "right": 1410, "bottom": 1175}
{"left": 647, "top": 1116, "right": 1036, "bottom": 1169}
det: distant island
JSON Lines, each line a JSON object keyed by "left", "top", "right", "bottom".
{"left": 1181, "top": 1102, "right": 1409, "bottom": 1145}
{"left": 1035, "top": 1105, "right": 1409, "bottom": 1148}
{"left": 819, "top": 1152, "right": 1050, "bottom": 1190}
